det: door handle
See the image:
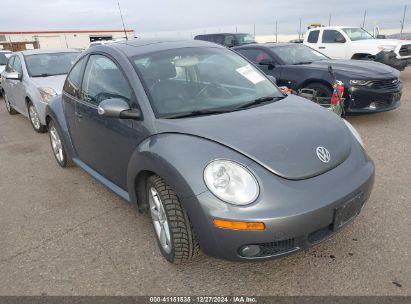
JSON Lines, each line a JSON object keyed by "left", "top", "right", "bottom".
{"left": 319, "top": 46, "right": 326, "bottom": 49}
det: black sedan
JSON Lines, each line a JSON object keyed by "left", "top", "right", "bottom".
{"left": 234, "top": 43, "right": 402, "bottom": 113}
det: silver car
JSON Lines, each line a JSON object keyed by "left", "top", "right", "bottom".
{"left": 0, "top": 50, "right": 12, "bottom": 91}
{"left": 1, "top": 49, "right": 80, "bottom": 132}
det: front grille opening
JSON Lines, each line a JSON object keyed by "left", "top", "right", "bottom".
{"left": 239, "top": 238, "right": 297, "bottom": 258}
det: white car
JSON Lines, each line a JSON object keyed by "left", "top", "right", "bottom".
{"left": 303, "top": 26, "right": 411, "bottom": 70}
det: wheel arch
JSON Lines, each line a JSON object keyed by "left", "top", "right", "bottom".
{"left": 298, "top": 78, "right": 333, "bottom": 91}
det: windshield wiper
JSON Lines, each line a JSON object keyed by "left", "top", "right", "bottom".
{"left": 235, "top": 96, "right": 285, "bottom": 110}
{"left": 162, "top": 108, "right": 233, "bottom": 119}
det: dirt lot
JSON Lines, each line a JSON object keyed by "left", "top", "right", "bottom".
{"left": 0, "top": 69, "right": 410, "bottom": 296}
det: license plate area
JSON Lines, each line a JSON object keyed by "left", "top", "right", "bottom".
{"left": 333, "top": 193, "right": 364, "bottom": 230}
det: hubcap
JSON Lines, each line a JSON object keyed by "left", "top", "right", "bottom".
{"left": 29, "top": 105, "right": 41, "bottom": 130}
{"left": 4, "top": 95, "right": 11, "bottom": 112}
{"left": 49, "top": 126, "right": 64, "bottom": 163}
{"left": 148, "top": 187, "right": 172, "bottom": 254}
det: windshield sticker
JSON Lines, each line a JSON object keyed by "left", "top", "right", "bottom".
{"left": 236, "top": 64, "right": 266, "bottom": 84}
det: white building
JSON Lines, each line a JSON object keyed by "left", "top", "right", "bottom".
{"left": 0, "top": 29, "right": 135, "bottom": 51}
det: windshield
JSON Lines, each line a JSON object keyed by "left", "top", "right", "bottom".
{"left": 0, "top": 53, "right": 8, "bottom": 65}
{"left": 25, "top": 52, "right": 80, "bottom": 77}
{"left": 132, "top": 47, "right": 282, "bottom": 118}
{"left": 270, "top": 44, "right": 328, "bottom": 65}
{"left": 342, "top": 28, "right": 374, "bottom": 41}
{"left": 236, "top": 34, "right": 256, "bottom": 45}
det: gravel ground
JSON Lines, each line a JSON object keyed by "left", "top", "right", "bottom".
{"left": 0, "top": 68, "right": 410, "bottom": 296}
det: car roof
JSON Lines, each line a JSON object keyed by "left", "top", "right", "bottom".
{"left": 20, "top": 48, "right": 81, "bottom": 55}
{"left": 97, "top": 38, "right": 226, "bottom": 57}
{"left": 233, "top": 43, "right": 296, "bottom": 50}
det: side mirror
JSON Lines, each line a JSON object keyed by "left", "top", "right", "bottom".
{"left": 267, "top": 75, "right": 277, "bottom": 84}
{"left": 97, "top": 98, "right": 141, "bottom": 120}
{"left": 6, "top": 71, "right": 22, "bottom": 80}
{"left": 259, "top": 59, "right": 275, "bottom": 70}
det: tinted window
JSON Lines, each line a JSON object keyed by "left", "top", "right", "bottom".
{"left": 307, "top": 30, "right": 319, "bottom": 43}
{"left": 224, "top": 35, "right": 236, "bottom": 46}
{"left": 5, "top": 56, "right": 14, "bottom": 73}
{"left": 81, "top": 55, "right": 131, "bottom": 106}
{"left": 12, "top": 56, "right": 23, "bottom": 75}
{"left": 63, "top": 56, "right": 86, "bottom": 98}
{"left": 322, "top": 30, "right": 346, "bottom": 43}
{"left": 270, "top": 44, "right": 328, "bottom": 65}
{"left": 25, "top": 52, "right": 79, "bottom": 77}
{"left": 0, "top": 53, "right": 8, "bottom": 65}
{"left": 236, "top": 49, "right": 272, "bottom": 64}
{"left": 235, "top": 34, "right": 256, "bottom": 45}
{"left": 342, "top": 28, "right": 374, "bottom": 41}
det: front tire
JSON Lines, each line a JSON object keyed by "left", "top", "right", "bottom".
{"left": 3, "top": 93, "right": 18, "bottom": 115}
{"left": 28, "top": 101, "right": 47, "bottom": 133}
{"left": 147, "top": 175, "right": 200, "bottom": 264}
{"left": 48, "top": 120, "right": 74, "bottom": 168}
{"left": 305, "top": 82, "right": 333, "bottom": 98}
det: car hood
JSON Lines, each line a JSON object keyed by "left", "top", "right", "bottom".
{"left": 302, "top": 59, "right": 399, "bottom": 78}
{"left": 31, "top": 74, "right": 67, "bottom": 94}
{"left": 155, "top": 96, "right": 352, "bottom": 180}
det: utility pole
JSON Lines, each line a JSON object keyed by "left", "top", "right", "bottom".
{"left": 298, "top": 18, "right": 302, "bottom": 40}
{"left": 275, "top": 21, "right": 278, "bottom": 43}
{"left": 235, "top": 25, "right": 238, "bottom": 33}
{"left": 362, "top": 10, "right": 367, "bottom": 28}
{"left": 118, "top": 2, "right": 128, "bottom": 40}
{"left": 329, "top": 14, "right": 332, "bottom": 26}
{"left": 400, "top": 5, "right": 407, "bottom": 39}
{"left": 253, "top": 24, "right": 256, "bottom": 36}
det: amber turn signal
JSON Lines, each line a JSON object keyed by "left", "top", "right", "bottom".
{"left": 213, "top": 219, "right": 265, "bottom": 231}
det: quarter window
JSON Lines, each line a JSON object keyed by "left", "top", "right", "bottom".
{"left": 12, "top": 56, "right": 23, "bottom": 75}
{"left": 63, "top": 57, "right": 86, "bottom": 98}
{"left": 307, "top": 30, "right": 320, "bottom": 43}
{"left": 5, "top": 56, "right": 15, "bottom": 73}
{"left": 322, "top": 30, "right": 346, "bottom": 43}
{"left": 81, "top": 55, "right": 131, "bottom": 106}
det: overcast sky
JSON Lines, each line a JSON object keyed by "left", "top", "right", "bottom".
{"left": 1, "top": 0, "right": 409, "bottom": 37}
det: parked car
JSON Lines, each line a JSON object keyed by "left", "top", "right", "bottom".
{"left": 234, "top": 43, "right": 402, "bottom": 113}
{"left": 194, "top": 33, "right": 256, "bottom": 47}
{"left": 303, "top": 26, "right": 411, "bottom": 70}
{"left": 1, "top": 48, "right": 80, "bottom": 132}
{"left": 46, "top": 39, "right": 374, "bottom": 263}
{"left": 0, "top": 50, "right": 12, "bottom": 93}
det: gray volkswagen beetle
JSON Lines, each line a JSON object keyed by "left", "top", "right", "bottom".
{"left": 45, "top": 39, "right": 374, "bottom": 263}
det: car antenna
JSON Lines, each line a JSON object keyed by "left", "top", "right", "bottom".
{"left": 118, "top": 1, "right": 129, "bottom": 41}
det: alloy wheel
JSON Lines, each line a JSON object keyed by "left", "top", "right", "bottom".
{"left": 148, "top": 187, "right": 172, "bottom": 254}
{"left": 29, "top": 105, "right": 41, "bottom": 130}
{"left": 49, "top": 126, "right": 64, "bottom": 164}
{"left": 4, "top": 94, "right": 11, "bottom": 112}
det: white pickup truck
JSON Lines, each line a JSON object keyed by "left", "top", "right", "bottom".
{"left": 303, "top": 26, "right": 411, "bottom": 70}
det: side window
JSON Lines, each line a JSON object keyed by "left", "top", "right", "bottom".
{"left": 237, "top": 49, "right": 272, "bottom": 64}
{"left": 12, "top": 56, "right": 23, "bottom": 75}
{"left": 307, "top": 30, "right": 320, "bottom": 43}
{"left": 5, "top": 56, "right": 15, "bottom": 73}
{"left": 224, "top": 35, "right": 236, "bottom": 46}
{"left": 63, "top": 56, "right": 86, "bottom": 98}
{"left": 81, "top": 54, "right": 131, "bottom": 106}
{"left": 213, "top": 35, "right": 224, "bottom": 45}
{"left": 322, "top": 30, "right": 346, "bottom": 43}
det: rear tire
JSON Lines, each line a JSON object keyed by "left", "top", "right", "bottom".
{"left": 28, "top": 101, "right": 47, "bottom": 133}
{"left": 48, "top": 120, "right": 74, "bottom": 168}
{"left": 305, "top": 82, "right": 333, "bottom": 98}
{"left": 3, "top": 93, "right": 18, "bottom": 115}
{"left": 146, "top": 175, "right": 200, "bottom": 264}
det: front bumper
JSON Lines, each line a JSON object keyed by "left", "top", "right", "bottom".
{"left": 183, "top": 141, "right": 375, "bottom": 261}
{"left": 345, "top": 82, "right": 402, "bottom": 114}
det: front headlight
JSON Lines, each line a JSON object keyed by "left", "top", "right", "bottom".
{"left": 343, "top": 119, "right": 364, "bottom": 148}
{"left": 377, "top": 45, "right": 396, "bottom": 52}
{"left": 204, "top": 160, "right": 259, "bottom": 205}
{"left": 39, "top": 87, "right": 57, "bottom": 103}
{"left": 349, "top": 80, "right": 369, "bottom": 86}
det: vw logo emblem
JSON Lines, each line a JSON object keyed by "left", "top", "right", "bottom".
{"left": 316, "top": 147, "right": 331, "bottom": 163}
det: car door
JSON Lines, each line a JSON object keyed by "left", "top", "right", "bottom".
{"left": 317, "top": 29, "right": 347, "bottom": 59}
{"left": 2, "top": 56, "right": 14, "bottom": 99}
{"left": 71, "top": 53, "right": 144, "bottom": 190}
{"left": 9, "top": 55, "right": 27, "bottom": 114}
